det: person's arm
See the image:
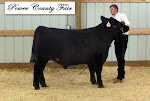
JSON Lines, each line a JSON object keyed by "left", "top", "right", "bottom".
{"left": 121, "top": 14, "right": 130, "bottom": 27}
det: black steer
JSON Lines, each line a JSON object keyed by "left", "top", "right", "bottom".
{"left": 30, "top": 16, "right": 129, "bottom": 90}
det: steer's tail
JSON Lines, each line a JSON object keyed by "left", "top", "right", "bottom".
{"left": 30, "top": 26, "right": 41, "bottom": 63}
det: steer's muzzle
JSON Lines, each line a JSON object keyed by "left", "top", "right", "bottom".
{"left": 123, "top": 26, "right": 129, "bottom": 33}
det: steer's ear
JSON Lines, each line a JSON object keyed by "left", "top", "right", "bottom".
{"left": 101, "top": 16, "right": 108, "bottom": 24}
{"left": 101, "top": 16, "right": 111, "bottom": 27}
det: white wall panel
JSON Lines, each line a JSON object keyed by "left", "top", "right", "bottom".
{"left": 14, "top": 37, "right": 24, "bottom": 62}
{"left": 81, "top": 3, "right": 87, "bottom": 29}
{"left": 137, "top": 35, "right": 146, "bottom": 60}
{"left": 5, "top": 37, "right": 14, "bottom": 63}
{"left": 0, "top": 4, "right": 4, "bottom": 30}
{"left": 0, "top": 3, "right": 150, "bottom": 63}
{"left": 146, "top": 35, "right": 150, "bottom": 60}
{"left": 24, "top": 37, "right": 33, "bottom": 63}
{"left": 0, "top": 37, "right": 5, "bottom": 62}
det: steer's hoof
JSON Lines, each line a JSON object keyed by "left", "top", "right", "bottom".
{"left": 34, "top": 86, "right": 40, "bottom": 90}
{"left": 91, "top": 82, "right": 96, "bottom": 85}
{"left": 99, "top": 85, "right": 104, "bottom": 88}
{"left": 40, "top": 82, "right": 48, "bottom": 87}
{"left": 113, "top": 79, "right": 122, "bottom": 83}
{"left": 33, "top": 84, "right": 40, "bottom": 90}
{"left": 41, "top": 84, "right": 48, "bottom": 87}
{"left": 91, "top": 81, "right": 97, "bottom": 85}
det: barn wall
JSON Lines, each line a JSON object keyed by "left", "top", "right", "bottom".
{"left": 0, "top": 3, "right": 150, "bottom": 63}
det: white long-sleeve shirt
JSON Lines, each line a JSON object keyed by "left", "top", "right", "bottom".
{"left": 113, "top": 13, "right": 130, "bottom": 35}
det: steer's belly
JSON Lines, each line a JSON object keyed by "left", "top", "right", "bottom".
{"left": 58, "top": 48, "right": 93, "bottom": 65}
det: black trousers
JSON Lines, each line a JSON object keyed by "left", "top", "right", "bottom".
{"left": 114, "top": 34, "right": 128, "bottom": 80}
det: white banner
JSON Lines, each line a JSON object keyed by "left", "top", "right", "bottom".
{"left": 5, "top": 2, "right": 75, "bottom": 14}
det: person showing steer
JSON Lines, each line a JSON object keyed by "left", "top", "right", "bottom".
{"left": 30, "top": 16, "right": 129, "bottom": 90}
{"left": 109, "top": 4, "right": 130, "bottom": 83}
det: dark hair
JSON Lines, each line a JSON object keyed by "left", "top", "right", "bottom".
{"left": 110, "top": 4, "right": 118, "bottom": 12}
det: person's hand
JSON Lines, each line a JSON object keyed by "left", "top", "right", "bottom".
{"left": 121, "top": 21, "right": 125, "bottom": 25}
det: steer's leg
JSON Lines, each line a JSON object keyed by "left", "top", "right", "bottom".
{"left": 96, "top": 64, "right": 104, "bottom": 88}
{"left": 40, "top": 72, "right": 47, "bottom": 87}
{"left": 88, "top": 64, "right": 96, "bottom": 84}
{"left": 33, "top": 60, "right": 40, "bottom": 90}
{"left": 39, "top": 61, "right": 48, "bottom": 87}
{"left": 33, "top": 59, "right": 48, "bottom": 90}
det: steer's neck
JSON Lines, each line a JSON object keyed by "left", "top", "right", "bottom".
{"left": 97, "top": 24, "right": 116, "bottom": 47}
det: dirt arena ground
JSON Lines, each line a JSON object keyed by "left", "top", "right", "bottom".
{"left": 0, "top": 63, "right": 150, "bottom": 101}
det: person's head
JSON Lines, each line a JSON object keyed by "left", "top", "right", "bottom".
{"left": 109, "top": 4, "right": 118, "bottom": 16}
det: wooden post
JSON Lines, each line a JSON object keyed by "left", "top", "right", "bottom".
{"left": 75, "top": 0, "right": 81, "bottom": 29}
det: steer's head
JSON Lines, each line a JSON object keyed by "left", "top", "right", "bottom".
{"left": 109, "top": 17, "right": 129, "bottom": 33}
{"left": 101, "top": 16, "right": 129, "bottom": 40}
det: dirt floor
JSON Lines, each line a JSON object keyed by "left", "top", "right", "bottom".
{"left": 0, "top": 63, "right": 150, "bottom": 101}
